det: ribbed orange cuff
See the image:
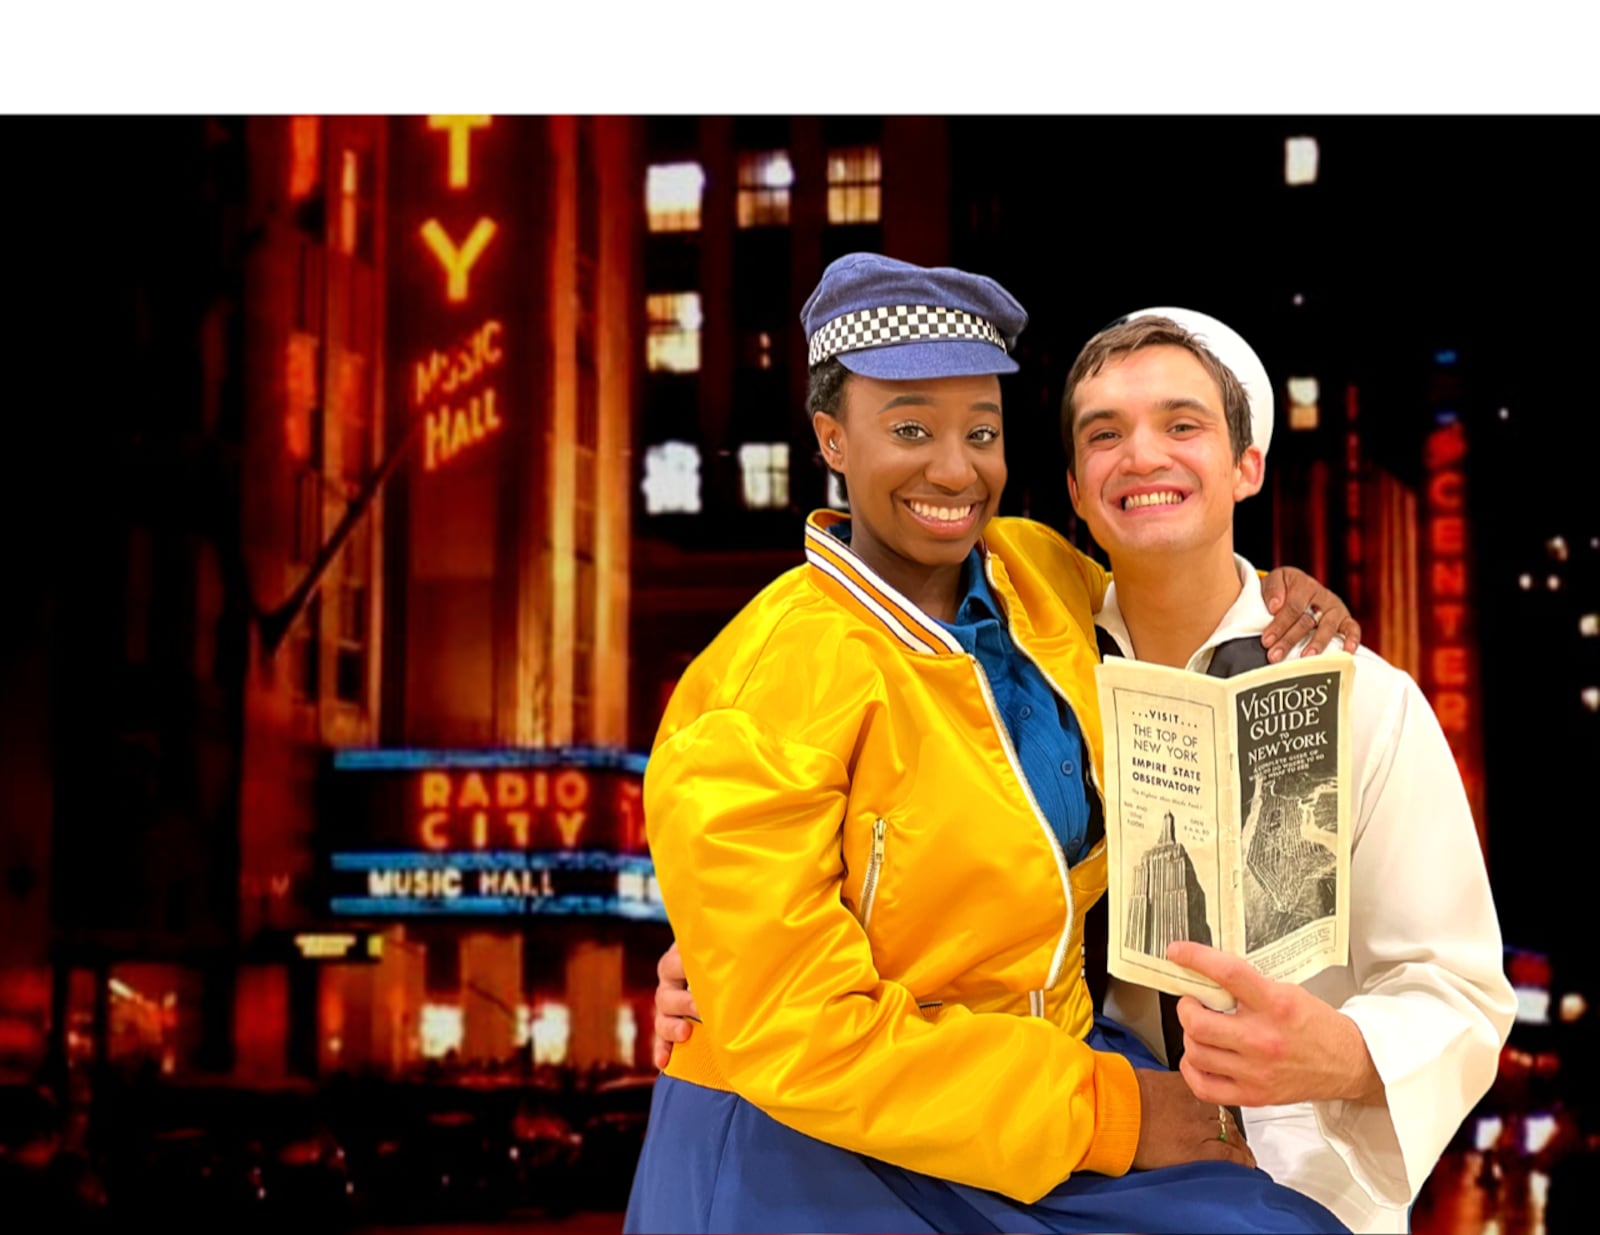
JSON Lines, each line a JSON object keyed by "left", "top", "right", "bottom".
{"left": 1077, "top": 1049, "right": 1141, "bottom": 1177}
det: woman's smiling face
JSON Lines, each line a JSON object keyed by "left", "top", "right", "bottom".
{"left": 814, "top": 371, "right": 1006, "bottom": 598}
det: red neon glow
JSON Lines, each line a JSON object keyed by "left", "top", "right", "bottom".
{"left": 423, "top": 388, "right": 503, "bottom": 471}
{"left": 289, "top": 116, "right": 321, "bottom": 201}
{"left": 239, "top": 871, "right": 294, "bottom": 900}
{"left": 618, "top": 781, "right": 645, "bottom": 852}
{"left": 412, "top": 319, "right": 507, "bottom": 471}
{"left": 1422, "top": 420, "right": 1485, "bottom": 832}
{"left": 414, "top": 319, "right": 504, "bottom": 409}
{"left": 338, "top": 148, "right": 360, "bottom": 254}
{"left": 427, "top": 115, "right": 492, "bottom": 189}
{"left": 1344, "top": 385, "right": 1363, "bottom": 612}
{"left": 414, "top": 769, "right": 593, "bottom": 850}
{"left": 284, "top": 333, "right": 319, "bottom": 460}
{"left": 420, "top": 217, "right": 497, "bottom": 302}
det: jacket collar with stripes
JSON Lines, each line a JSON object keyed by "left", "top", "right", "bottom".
{"left": 802, "top": 509, "right": 999, "bottom": 657}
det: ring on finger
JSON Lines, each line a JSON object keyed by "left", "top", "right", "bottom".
{"left": 1218, "top": 1105, "right": 1228, "bottom": 1143}
{"left": 1305, "top": 603, "right": 1323, "bottom": 622}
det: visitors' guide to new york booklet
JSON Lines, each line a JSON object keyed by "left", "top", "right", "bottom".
{"left": 1096, "top": 652, "right": 1355, "bottom": 1011}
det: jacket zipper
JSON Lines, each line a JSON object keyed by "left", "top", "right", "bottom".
{"left": 859, "top": 817, "right": 888, "bottom": 930}
{"left": 966, "top": 656, "right": 1075, "bottom": 994}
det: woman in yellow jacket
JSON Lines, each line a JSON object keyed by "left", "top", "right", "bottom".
{"left": 625, "top": 253, "right": 1350, "bottom": 1234}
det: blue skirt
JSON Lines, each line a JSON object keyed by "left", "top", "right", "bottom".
{"left": 624, "top": 1016, "right": 1347, "bottom": 1234}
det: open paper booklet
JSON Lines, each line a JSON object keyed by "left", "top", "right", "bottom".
{"left": 1096, "top": 652, "right": 1354, "bottom": 1011}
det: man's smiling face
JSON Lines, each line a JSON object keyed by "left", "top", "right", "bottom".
{"left": 1066, "top": 344, "right": 1262, "bottom": 565}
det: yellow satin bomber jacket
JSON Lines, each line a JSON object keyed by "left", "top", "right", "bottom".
{"left": 647, "top": 510, "right": 1141, "bottom": 1204}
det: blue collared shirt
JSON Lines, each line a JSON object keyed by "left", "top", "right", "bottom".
{"left": 932, "top": 550, "right": 1093, "bottom": 865}
{"left": 826, "top": 524, "right": 1092, "bottom": 865}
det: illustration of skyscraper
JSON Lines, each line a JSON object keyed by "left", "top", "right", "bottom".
{"left": 1125, "top": 811, "right": 1213, "bottom": 958}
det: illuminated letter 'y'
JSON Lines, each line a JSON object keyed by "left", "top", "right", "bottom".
{"left": 420, "top": 218, "right": 497, "bottom": 302}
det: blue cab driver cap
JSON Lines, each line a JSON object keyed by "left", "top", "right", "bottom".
{"left": 801, "top": 252, "right": 1028, "bottom": 380}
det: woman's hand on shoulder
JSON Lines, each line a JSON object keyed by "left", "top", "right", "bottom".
{"left": 1260, "top": 568, "right": 1362, "bottom": 661}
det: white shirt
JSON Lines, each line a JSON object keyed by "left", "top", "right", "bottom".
{"left": 1097, "top": 556, "right": 1517, "bottom": 1234}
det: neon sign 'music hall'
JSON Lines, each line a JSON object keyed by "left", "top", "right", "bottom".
{"left": 321, "top": 748, "right": 661, "bottom": 921}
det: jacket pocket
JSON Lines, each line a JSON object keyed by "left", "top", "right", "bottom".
{"left": 859, "top": 817, "right": 888, "bottom": 930}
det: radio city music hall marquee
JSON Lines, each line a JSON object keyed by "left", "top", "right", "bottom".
{"left": 321, "top": 749, "right": 662, "bottom": 921}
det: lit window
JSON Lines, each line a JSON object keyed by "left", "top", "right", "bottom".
{"left": 1517, "top": 573, "right": 1533, "bottom": 590}
{"left": 1287, "top": 376, "right": 1319, "bottom": 431}
{"left": 827, "top": 471, "right": 849, "bottom": 511}
{"left": 340, "top": 150, "right": 359, "bottom": 252}
{"left": 1547, "top": 574, "right": 1562, "bottom": 591}
{"left": 737, "top": 149, "right": 793, "bottom": 227}
{"left": 1561, "top": 991, "right": 1589, "bottom": 1021}
{"left": 738, "top": 442, "right": 790, "bottom": 510}
{"left": 646, "top": 292, "right": 702, "bottom": 373}
{"left": 1584, "top": 687, "right": 1600, "bottom": 712}
{"left": 1548, "top": 536, "right": 1569, "bottom": 561}
{"left": 1581, "top": 614, "right": 1599, "bottom": 637}
{"left": 646, "top": 161, "right": 705, "bottom": 232}
{"left": 1514, "top": 987, "right": 1551, "bottom": 1024}
{"left": 827, "top": 145, "right": 882, "bottom": 224}
{"left": 420, "top": 1004, "right": 463, "bottom": 1059}
{"left": 616, "top": 1004, "right": 638, "bottom": 1065}
{"left": 532, "top": 1003, "right": 569, "bottom": 1066}
{"left": 1287, "top": 377, "right": 1319, "bottom": 405}
{"left": 642, "top": 441, "right": 703, "bottom": 514}
{"left": 289, "top": 116, "right": 321, "bottom": 201}
{"left": 741, "top": 329, "right": 775, "bottom": 371}
{"left": 1526, "top": 1114, "right": 1558, "bottom": 1154}
{"left": 335, "top": 351, "right": 372, "bottom": 486}
{"left": 336, "top": 148, "right": 374, "bottom": 261}
{"left": 1285, "top": 136, "right": 1319, "bottom": 186}
{"left": 285, "top": 332, "right": 320, "bottom": 462}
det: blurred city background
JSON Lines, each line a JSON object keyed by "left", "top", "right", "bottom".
{"left": 0, "top": 115, "right": 1595, "bottom": 1231}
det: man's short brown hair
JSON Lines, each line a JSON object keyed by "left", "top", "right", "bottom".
{"left": 1060, "top": 316, "right": 1253, "bottom": 474}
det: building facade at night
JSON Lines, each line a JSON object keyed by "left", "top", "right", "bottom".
{"left": 7, "top": 116, "right": 663, "bottom": 1085}
{"left": 628, "top": 116, "right": 953, "bottom": 750}
{"left": 232, "top": 114, "right": 654, "bottom": 1079}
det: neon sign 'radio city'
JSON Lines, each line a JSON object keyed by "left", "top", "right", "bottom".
{"left": 416, "top": 115, "right": 503, "bottom": 472}
{"left": 413, "top": 768, "right": 645, "bottom": 852}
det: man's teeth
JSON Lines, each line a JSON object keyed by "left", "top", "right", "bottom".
{"left": 1123, "top": 491, "right": 1185, "bottom": 510}
{"left": 908, "top": 501, "right": 974, "bottom": 523}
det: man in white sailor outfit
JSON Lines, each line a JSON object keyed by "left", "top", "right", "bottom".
{"left": 1065, "top": 306, "right": 1515, "bottom": 1234}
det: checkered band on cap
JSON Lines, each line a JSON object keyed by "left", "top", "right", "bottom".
{"left": 807, "top": 304, "right": 1008, "bottom": 367}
